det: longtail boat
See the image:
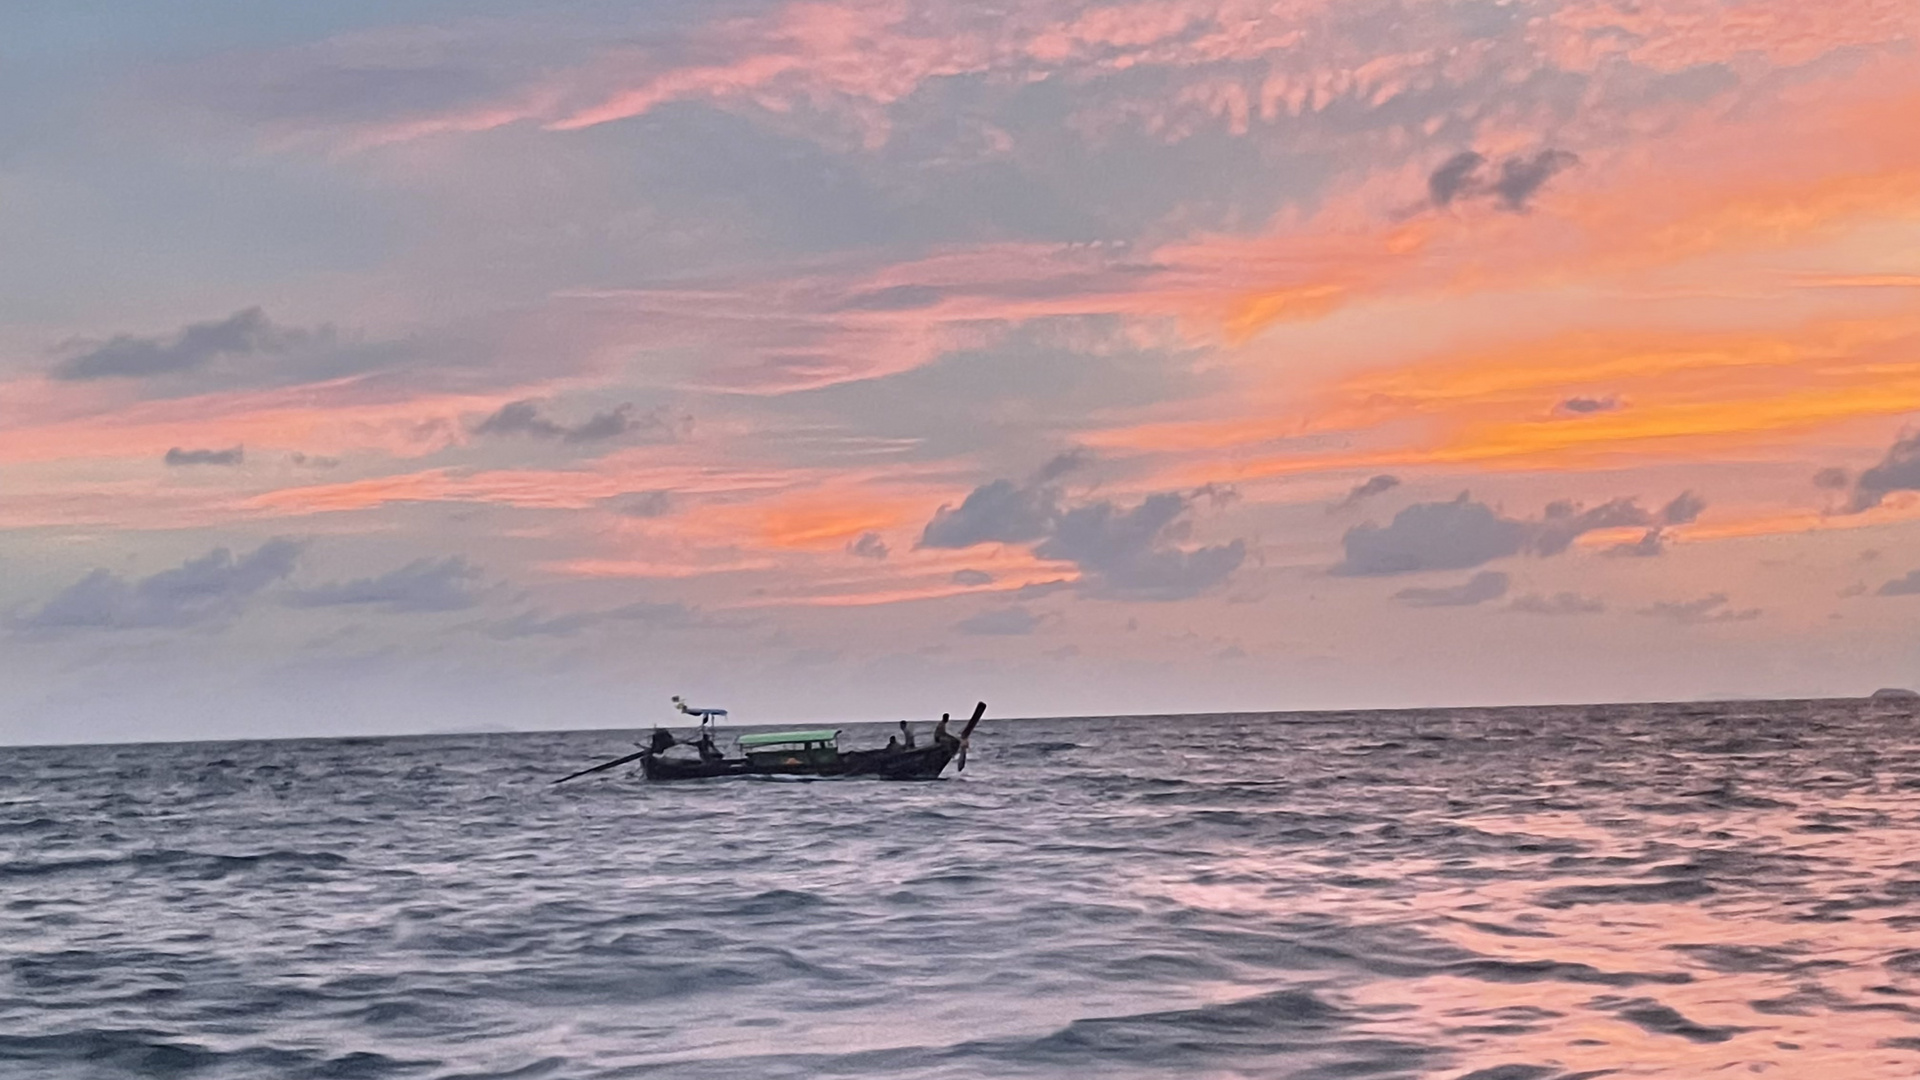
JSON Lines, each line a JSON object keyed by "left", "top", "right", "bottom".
{"left": 553, "top": 702, "right": 985, "bottom": 785}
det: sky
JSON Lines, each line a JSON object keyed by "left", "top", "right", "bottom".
{"left": 4, "top": 0, "right": 1920, "bottom": 744}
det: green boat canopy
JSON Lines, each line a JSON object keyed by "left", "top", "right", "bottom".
{"left": 737, "top": 729, "right": 840, "bottom": 748}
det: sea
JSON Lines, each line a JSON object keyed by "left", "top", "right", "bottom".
{"left": 6, "top": 699, "right": 1920, "bottom": 1079}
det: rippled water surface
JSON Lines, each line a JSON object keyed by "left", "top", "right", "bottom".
{"left": 9, "top": 700, "right": 1920, "bottom": 1078}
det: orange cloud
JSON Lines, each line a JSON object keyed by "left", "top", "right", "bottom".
{"left": 756, "top": 498, "right": 901, "bottom": 550}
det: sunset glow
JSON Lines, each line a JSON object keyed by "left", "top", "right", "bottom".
{"left": 6, "top": 0, "right": 1920, "bottom": 741}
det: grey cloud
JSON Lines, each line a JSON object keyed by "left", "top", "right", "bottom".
{"left": 1876, "top": 571, "right": 1920, "bottom": 597}
{"left": 1529, "top": 498, "right": 1654, "bottom": 556}
{"left": 1332, "top": 474, "right": 1400, "bottom": 511}
{"left": 1033, "top": 449, "right": 1091, "bottom": 485}
{"left": 1511, "top": 592, "right": 1606, "bottom": 615}
{"left": 1603, "top": 529, "right": 1667, "bottom": 558}
{"left": 1812, "top": 467, "right": 1852, "bottom": 491}
{"left": 1848, "top": 433, "right": 1920, "bottom": 512}
{"left": 53, "top": 308, "right": 304, "bottom": 381}
{"left": 1661, "top": 491, "right": 1707, "bottom": 525}
{"left": 1428, "top": 151, "right": 1486, "bottom": 206}
{"left": 951, "top": 569, "right": 994, "bottom": 586}
{"left": 846, "top": 532, "right": 889, "bottom": 560}
{"left": 1036, "top": 492, "right": 1246, "bottom": 601}
{"left": 14, "top": 539, "right": 301, "bottom": 632}
{"left": 473, "top": 400, "right": 672, "bottom": 445}
{"left": 487, "top": 601, "right": 701, "bottom": 638}
{"left": 1601, "top": 492, "right": 1704, "bottom": 556}
{"left": 603, "top": 491, "right": 675, "bottom": 518}
{"left": 165, "top": 446, "right": 244, "bottom": 467}
{"left": 1393, "top": 570, "right": 1510, "bottom": 608}
{"left": 287, "top": 556, "right": 484, "bottom": 613}
{"left": 1337, "top": 492, "right": 1694, "bottom": 574}
{"left": 1638, "top": 594, "right": 1761, "bottom": 624}
{"left": 1556, "top": 396, "right": 1619, "bottom": 415}
{"left": 1428, "top": 149, "right": 1580, "bottom": 212}
{"left": 920, "top": 456, "right": 1244, "bottom": 599}
{"left": 289, "top": 452, "right": 341, "bottom": 469}
{"left": 1494, "top": 150, "right": 1581, "bottom": 210}
{"left": 919, "top": 479, "right": 1058, "bottom": 548}
{"left": 1335, "top": 494, "right": 1527, "bottom": 575}
{"left": 955, "top": 607, "right": 1042, "bottom": 635}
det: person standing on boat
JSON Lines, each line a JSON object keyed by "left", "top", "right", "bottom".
{"left": 933, "top": 714, "right": 956, "bottom": 749}
{"left": 898, "top": 720, "right": 916, "bottom": 749}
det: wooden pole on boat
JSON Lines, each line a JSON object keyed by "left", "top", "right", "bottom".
{"left": 957, "top": 701, "right": 985, "bottom": 771}
{"left": 551, "top": 748, "right": 649, "bottom": 785}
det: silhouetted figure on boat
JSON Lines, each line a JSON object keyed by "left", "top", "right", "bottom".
{"left": 898, "top": 720, "right": 916, "bottom": 749}
{"left": 886, "top": 735, "right": 901, "bottom": 752}
{"left": 933, "top": 714, "right": 958, "bottom": 750}
{"left": 695, "top": 726, "right": 723, "bottom": 762}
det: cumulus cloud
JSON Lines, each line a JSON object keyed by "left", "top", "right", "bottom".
{"left": 52, "top": 308, "right": 307, "bottom": 381}
{"left": 1332, "top": 474, "right": 1400, "bottom": 511}
{"left": 473, "top": 400, "right": 677, "bottom": 445}
{"left": 1393, "top": 571, "right": 1510, "bottom": 608}
{"left": 951, "top": 569, "right": 994, "bottom": 586}
{"left": 1638, "top": 594, "right": 1761, "bottom": 624}
{"left": 955, "top": 607, "right": 1042, "bottom": 635}
{"left": 1036, "top": 492, "right": 1246, "bottom": 600}
{"left": 287, "top": 556, "right": 485, "bottom": 613}
{"left": 920, "top": 455, "right": 1244, "bottom": 600}
{"left": 1876, "top": 570, "right": 1920, "bottom": 597}
{"left": 1510, "top": 592, "right": 1606, "bottom": 615}
{"left": 14, "top": 540, "right": 301, "bottom": 632}
{"left": 918, "top": 455, "right": 1087, "bottom": 549}
{"left": 846, "top": 531, "right": 889, "bottom": 560}
{"left": 1335, "top": 494, "right": 1527, "bottom": 575}
{"left": 1336, "top": 491, "right": 1699, "bottom": 574}
{"left": 165, "top": 446, "right": 244, "bottom": 467}
{"left": 1428, "top": 149, "right": 1580, "bottom": 212}
{"left": 1847, "top": 433, "right": 1920, "bottom": 512}
{"left": 918, "top": 478, "right": 1057, "bottom": 548}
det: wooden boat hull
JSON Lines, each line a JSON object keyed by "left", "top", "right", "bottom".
{"left": 641, "top": 742, "right": 957, "bottom": 781}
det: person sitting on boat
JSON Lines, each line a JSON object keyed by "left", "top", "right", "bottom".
{"left": 933, "top": 714, "right": 958, "bottom": 749}
{"left": 886, "top": 734, "right": 901, "bottom": 752}
{"left": 694, "top": 722, "right": 723, "bottom": 762}
{"left": 898, "top": 720, "right": 916, "bottom": 749}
